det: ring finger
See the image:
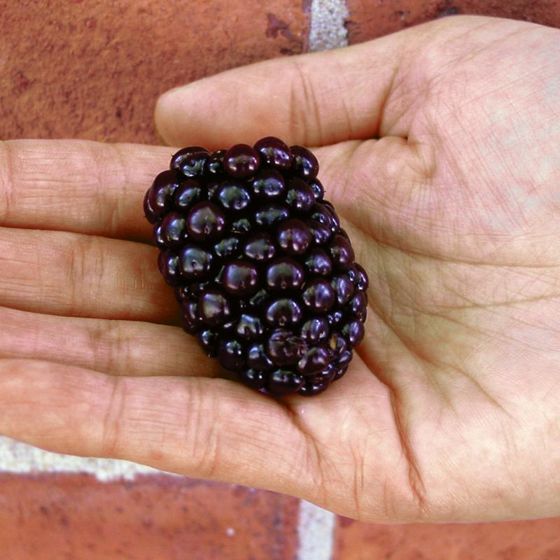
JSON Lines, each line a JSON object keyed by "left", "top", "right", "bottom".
{"left": 0, "top": 306, "right": 221, "bottom": 378}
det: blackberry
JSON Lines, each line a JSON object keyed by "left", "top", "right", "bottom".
{"left": 144, "top": 137, "right": 368, "bottom": 397}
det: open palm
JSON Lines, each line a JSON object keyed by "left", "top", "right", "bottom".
{"left": 1, "top": 16, "right": 559, "bottom": 523}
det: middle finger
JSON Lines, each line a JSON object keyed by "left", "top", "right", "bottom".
{"left": 0, "top": 227, "right": 177, "bottom": 323}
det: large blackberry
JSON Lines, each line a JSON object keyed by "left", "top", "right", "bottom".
{"left": 144, "top": 137, "right": 368, "bottom": 397}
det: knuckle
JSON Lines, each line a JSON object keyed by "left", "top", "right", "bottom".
{"left": 289, "top": 59, "right": 322, "bottom": 145}
{"left": 66, "top": 235, "right": 105, "bottom": 307}
{"left": 100, "top": 376, "right": 127, "bottom": 457}
{"left": 89, "top": 320, "right": 131, "bottom": 375}
{"left": 181, "top": 381, "right": 222, "bottom": 477}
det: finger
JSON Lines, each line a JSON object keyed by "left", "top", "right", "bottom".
{"left": 0, "top": 227, "right": 177, "bottom": 323}
{"left": 0, "top": 306, "right": 220, "bottom": 378}
{"left": 0, "top": 360, "right": 312, "bottom": 496}
{"left": 0, "top": 140, "right": 172, "bottom": 241}
{"left": 154, "top": 25, "right": 414, "bottom": 148}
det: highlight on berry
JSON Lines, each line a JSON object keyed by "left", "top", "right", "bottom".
{"left": 144, "top": 137, "right": 368, "bottom": 397}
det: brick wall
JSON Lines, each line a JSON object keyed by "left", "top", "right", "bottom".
{"left": 1, "top": 1, "right": 560, "bottom": 558}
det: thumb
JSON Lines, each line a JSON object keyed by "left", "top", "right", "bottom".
{"left": 153, "top": 28, "right": 413, "bottom": 149}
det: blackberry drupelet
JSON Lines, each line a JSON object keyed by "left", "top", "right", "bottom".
{"left": 144, "top": 137, "right": 368, "bottom": 397}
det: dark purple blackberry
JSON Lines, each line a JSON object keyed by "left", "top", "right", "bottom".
{"left": 144, "top": 137, "right": 368, "bottom": 397}
{"left": 171, "top": 146, "right": 209, "bottom": 178}
{"left": 254, "top": 137, "right": 293, "bottom": 171}
{"left": 223, "top": 144, "right": 260, "bottom": 178}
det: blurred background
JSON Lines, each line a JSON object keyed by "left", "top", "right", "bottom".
{"left": 1, "top": 1, "right": 560, "bottom": 558}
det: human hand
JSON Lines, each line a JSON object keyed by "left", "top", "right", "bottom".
{"left": 1, "top": 15, "right": 559, "bottom": 523}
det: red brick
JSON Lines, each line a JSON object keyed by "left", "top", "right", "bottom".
{"left": 335, "top": 516, "right": 560, "bottom": 560}
{"left": 346, "top": 0, "right": 560, "bottom": 44}
{"left": 0, "top": 473, "right": 299, "bottom": 560}
{"left": 0, "top": 0, "right": 309, "bottom": 143}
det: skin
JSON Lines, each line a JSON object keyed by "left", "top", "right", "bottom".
{"left": 0, "top": 15, "right": 559, "bottom": 523}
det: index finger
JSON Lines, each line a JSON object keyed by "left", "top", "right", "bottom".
{"left": 0, "top": 140, "right": 171, "bottom": 241}
{"left": 0, "top": 139, "right": 333, "bottom": 242}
